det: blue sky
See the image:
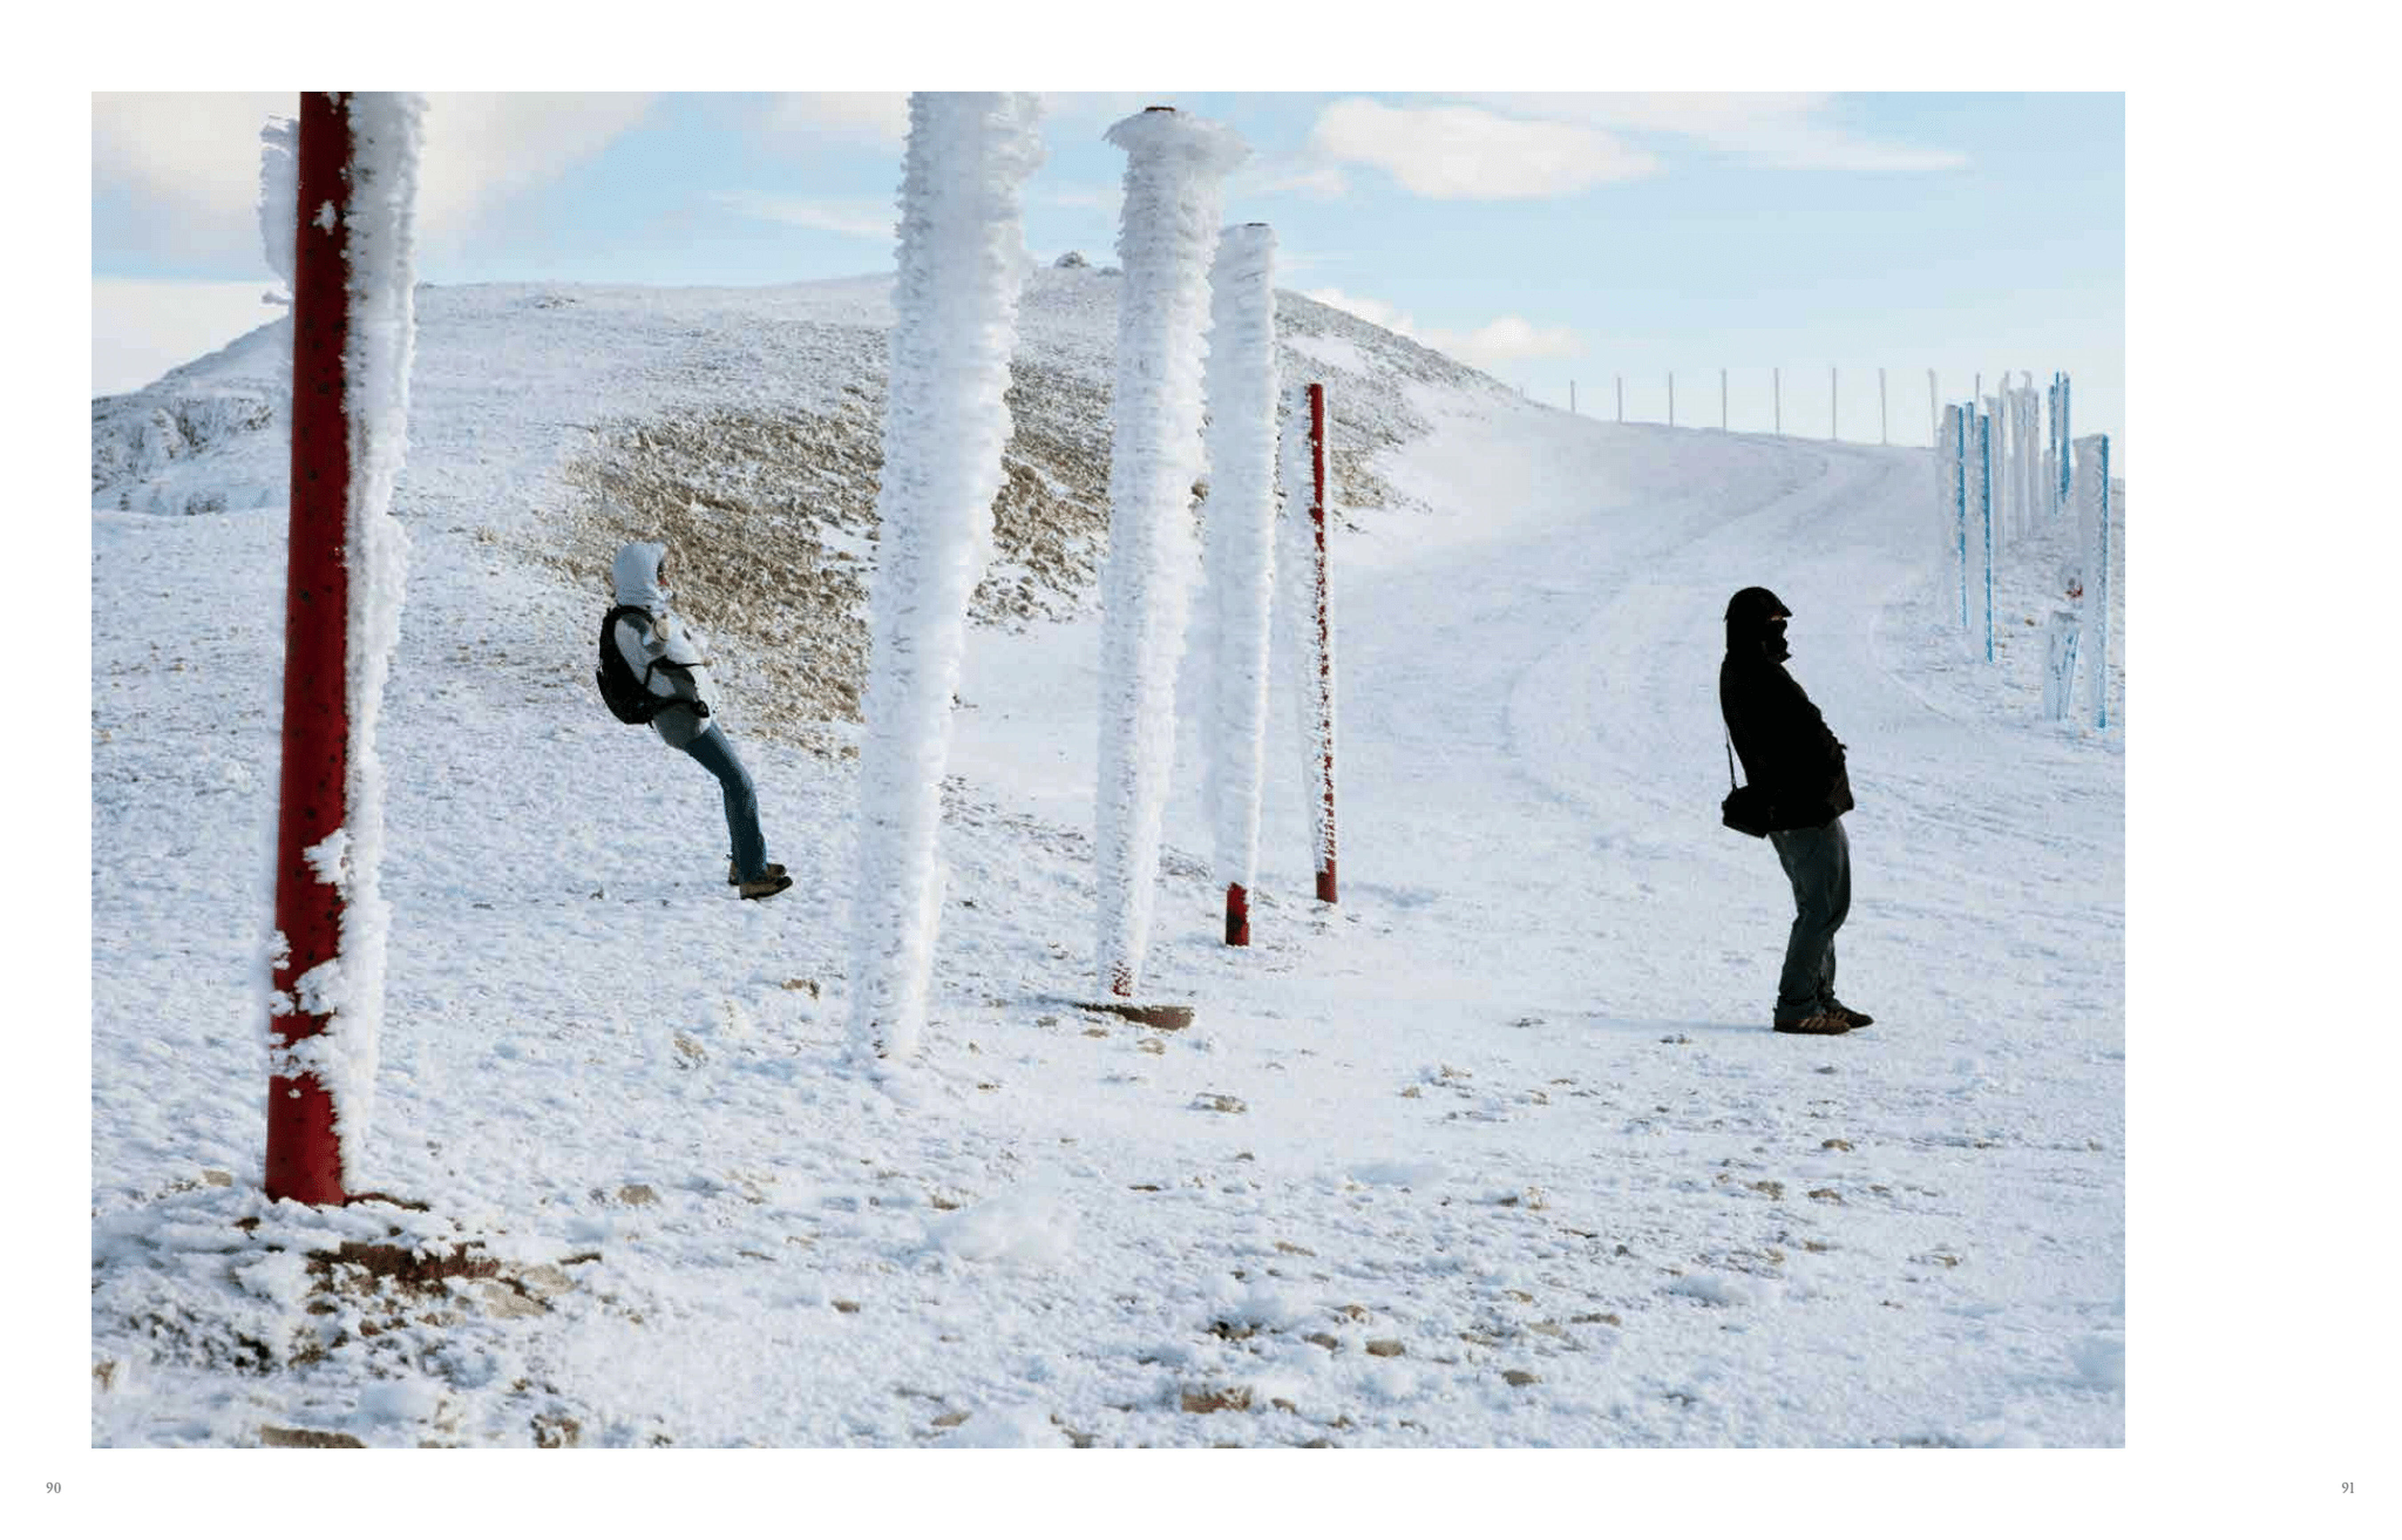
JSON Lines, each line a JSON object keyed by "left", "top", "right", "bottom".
{"left": 92, "top": 91, "right": 2123, "bottom": 456}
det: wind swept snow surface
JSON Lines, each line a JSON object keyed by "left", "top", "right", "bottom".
{"left": 849, "top": 93, "right": 1045, "bottom": 1063}
{"left": 90, "top": 270, "right": 2122, "bottom": 1449}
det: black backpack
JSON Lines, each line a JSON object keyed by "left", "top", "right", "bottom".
{"left": 595, "top": 604, "right": 674, "bottom": 725}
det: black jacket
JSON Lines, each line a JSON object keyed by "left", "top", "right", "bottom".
{"left": 1720, "top": 595, "right": 1854, "bottom": 830}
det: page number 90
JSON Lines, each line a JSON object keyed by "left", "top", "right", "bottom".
{"left": 46, "top": 1482, "right": 61, "bottom": 1494}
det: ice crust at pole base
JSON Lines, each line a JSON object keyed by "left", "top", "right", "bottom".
{"left": 1199, "top": 223, "right": 1280, "bottom": 915}
{"left": 1092, "top": 108, "right": 1249, "bottom": 997}
{"left": 848, "top": 93, "right": 1045, "bottom": 1063}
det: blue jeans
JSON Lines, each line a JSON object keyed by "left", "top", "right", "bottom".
{"left": 680, "top": 725, "right": 768, "bottom": 881}
{"left": 1766, "top": 814, "right": 1850, "bottom": 1021}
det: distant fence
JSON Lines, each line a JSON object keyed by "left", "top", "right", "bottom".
{"left": 1544, "top": 367, "right": 2088, "bottom": 452}
{"left": 1931, "top": 371, "right": 2115, "bottom": 729}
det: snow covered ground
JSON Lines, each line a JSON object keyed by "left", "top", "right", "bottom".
{"left": 86, "top": 269, "right": 2125, "bottom": 1453}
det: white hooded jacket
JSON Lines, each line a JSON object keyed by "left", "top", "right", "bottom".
{"left": 611, "top": 541, "right": 716, "bottom": 748}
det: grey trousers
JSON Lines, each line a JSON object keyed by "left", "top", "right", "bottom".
{"left": 1766, "top": 814, "right": 1850, "bottom": 1022}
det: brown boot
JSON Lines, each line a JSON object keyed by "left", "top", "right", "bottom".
{"left": 729, "top": 860, "right": 789, "bottom": 886}
{"left": 1772, "top": 1012, "right": 1854, "bottom": 1035}
{"left": 738, "top": 872, "right": 794, "bottom": 901}
{"left": 1826, "top": 1001, "right": 1874, "bottom": 1028}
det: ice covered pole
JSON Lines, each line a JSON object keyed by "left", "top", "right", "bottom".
{"left": 1092, "top": 107, "right": 1249, "bottom": 998}
{"left": 847, "top": 93, "right": 1045, "bottom": 1062}
{"left": 1983, "top": 393, "right": 2003, "bottom": 558}
{"left": 2076, "top": 433, "right": 2112, "bottom": 730}
{"left": 1199, "top": 223, "right": 1280, "bottom": 947}
{"left": 1948, "top": 403, "right": 1968, "bottom": 629}
{"left": 2057, "top": 374, "right": 2074, "bottom": 512}
{"left": 1979, "top": 408, "right": 1995, "bottom": 661}
{"left": 1282, "top": 382, "right": 1339, "bottom": 904}
{"left": 266, "top": 91, "right": 425, "bottom": 1205}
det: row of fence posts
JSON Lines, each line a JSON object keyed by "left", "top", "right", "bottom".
{"left": 1568, "top": 367, "right": 2029, "bottom": 448}
{"left": 1936, "top": 371, "right": 2112, "bottom": 729}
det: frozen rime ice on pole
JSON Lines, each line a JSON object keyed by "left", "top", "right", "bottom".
{"left": 1279, "top": 382, "right": 1338, "bottom": 883}
{"left": 1199, "top": 224, "right": 1280, "bottom": 909}
{"left": 2073, "top": 433, "right": 2111, "bottom": 729}
{"left": 848, "top": 93, "right": 1045, "bottom": 1062}
{"left": 264, "top": 92, "right": 426, "bottom": 1180}
{"left": 1093, "top": 108, "right": 1249, "bottom": 997}
{"left": 258, "top": 114, "right": 298, "bottom": 297}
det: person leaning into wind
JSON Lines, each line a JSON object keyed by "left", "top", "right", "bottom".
{"left": 598, "top": 541, "right": 793, "bottom": 900}
{"left": 1719, "top": 585, "right": 1871, "bottom": 1036}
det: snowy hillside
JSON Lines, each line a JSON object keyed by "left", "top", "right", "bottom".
{"left": 89, "top": 271, "right": 2125, "bottom": 1448}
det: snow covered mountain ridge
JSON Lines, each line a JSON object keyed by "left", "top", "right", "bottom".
{"left": 92, "top": 268, "right": 1512, "bottom": 748}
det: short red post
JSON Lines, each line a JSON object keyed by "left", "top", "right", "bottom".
{"left": 1224, "top": 883, "right": 1249, "bottom": 945}
{"left": 1306, "top": 383, "right": 1338, "bottom": 905}
{"left": 266, "top": 92, "right": 355, "bottom": 1207}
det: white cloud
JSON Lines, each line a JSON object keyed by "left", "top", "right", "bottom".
{"left": 91, "top": 278, "right": 285, "bottom": 396}
{"left": 92, "top": 92, "right": 658, "bottom": 269}
{"left": 1463, "top": 92, "right": 1968, "bottom": 172}
{"left": 93, "top": 91, "right": 291, "bottom": 261}
{"left": 1234, "top": 157, "right": 1348, "bottom": 200}
{"left": 1294, "top": 94, "right": 1965, "bottom": 203}
{"left": 1303, "top": 287, "right": 1421, "bottom": 339}
{"left": 414, "top": 93, "right": 659, "bottom": 234}
{"left": 1304, "top": 286, "right": 1580, "bottom": 372}
{"left": 1308, "top": 98, "right": 1658, "bottom": 199}
{"left": 757, "top": 93, "right": 911, "bottom": 148}
{"left": 1422, "top": 315, "right": 1582, "bottom": 370}
{"left": 708, "top": 191, "right": 895, "bottom": 239}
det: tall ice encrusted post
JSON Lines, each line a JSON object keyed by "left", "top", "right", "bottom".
{"left": 2076, "top": 433, "right": 2112, "bottom": 730}
{"left": 1283, "top": 381, "right": 1339, "bottom": 904}
{"left": 266, "top": 92, "right": 424, "bottom": 1205}
{"left": 1093, "top": 107, "right": 1248, "bottom": 999}
{"left": 1200, "top": 223, "right": 1280, "bottom": 947}
{"left": 848, "top": 93, "right": 1044, "bottom": 1063}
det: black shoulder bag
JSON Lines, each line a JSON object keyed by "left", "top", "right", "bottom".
{"left": 1721, "top": 734, "right": 1773, "bottom": 838}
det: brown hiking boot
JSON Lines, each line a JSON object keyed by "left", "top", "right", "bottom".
{"left": 738, "top": 872, "right": 794, "bottom": 901}
{"left": 1826, "top": 1001, "right": 1874, "bottom": 1028}
{"left": 728, "top": 860, "right": 789, "bottom": 886}
{"left": 1772, "top": 1012, "right": 1854, "bottom": 1035}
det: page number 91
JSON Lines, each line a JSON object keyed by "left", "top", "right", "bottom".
{"left": 2343, "top": 1482, "right": 2354, "bottom": 1494}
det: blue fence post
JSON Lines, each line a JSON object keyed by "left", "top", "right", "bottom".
{"left": 1981, "top": 408, "right": 1995, "bottom": 662}
{"left": 2048, "top": 374, "right": 2063, "bottom": 516}
{"left": 1953, "top": 403, "right": 1968, "bottom": 629}
{"left": 2057, "top": 375, "right": 2073, "bottom": 514}
{"left": 2092, "top": 434, "right": 2110, "bottom": 730}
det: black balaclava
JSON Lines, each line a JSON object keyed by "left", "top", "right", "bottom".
{"left": 1724, "top": 585, "right": 1793, "bottom": 662}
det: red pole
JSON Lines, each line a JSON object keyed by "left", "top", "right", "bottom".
{"left": 266, "top": 92, "right": 354, "bottom": 1206}
{"left": 1224, "top": 883, "right": 1249, "bottom": 945}
{"left": 1307, "top": 383, "right": 1338, "bottom": 905}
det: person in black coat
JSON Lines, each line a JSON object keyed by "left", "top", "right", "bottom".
{"left": 1720, "top": 585, "right": 1871, "bottom": 1035}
